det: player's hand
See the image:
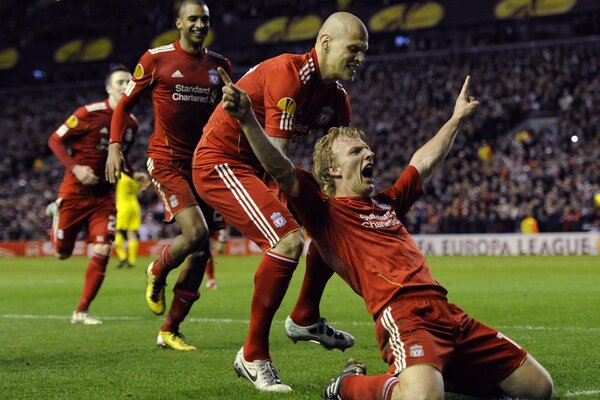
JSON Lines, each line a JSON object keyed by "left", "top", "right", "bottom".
{"left": 105, "top": 142, "right": 123, "bottom": 183}
{"left": 73, "top": 164, "right": 99, "bottom": 185}
{"left": 452, "top": 76, "right": 480, "bottom": 122}
{"left": 218, "top": 67, "right": 252, "bottom": 121}
{"left": 133, "top": 171, "right": 151, "bottom": 191}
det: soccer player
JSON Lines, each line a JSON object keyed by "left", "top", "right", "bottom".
{"left": 218, "top": 72, "right": 554, "bottom": 399}
{"left": 192, "top": 12, "right": 367, "bottom": 392}
{"left": 105, "top": 0, "right": 232, "bottom": 351}
{"left": 114, "top": 171, "right": 150, "bottom": 268}
{"left": 47, "top": 65, "right": 137, "bottom": 325}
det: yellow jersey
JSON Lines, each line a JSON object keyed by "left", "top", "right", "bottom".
{"left": 116, "top": 173, "right": 142, "bottom": 231}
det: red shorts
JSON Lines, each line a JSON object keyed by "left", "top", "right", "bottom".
{"left": 147, "top": 157, "right": 223, "bottom": 231}
{"left": 193, "top": 162, "right": 300, "bottom": 251}
{"left": 375, "top": 292, "right": 527, "bottom": 396}
{"left": 50, "top": 195, "right": 116, "bottom": 256}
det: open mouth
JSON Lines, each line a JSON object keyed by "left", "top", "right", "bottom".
{"left": 361, "top": 164, "right": 374, "bottom": 179}
{"left": 347, "top": 63, "right": 359, "bottom": 74}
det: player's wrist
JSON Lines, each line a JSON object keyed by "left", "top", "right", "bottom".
{"left": 108, "top": 141, "right": 122, "bottom": 149}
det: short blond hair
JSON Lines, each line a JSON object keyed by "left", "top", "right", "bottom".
{"left": 312, "top": 127, "right": 366, "bottom": 196}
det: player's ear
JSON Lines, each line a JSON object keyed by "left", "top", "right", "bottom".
{"left": 327, "top": 164, "right": 341, "bottom": 178}
{"left": 175, "top": 18, "right": 183, "bottom": 30}
{"left": 320, "top": 34, "right": 331, "bottom": 52}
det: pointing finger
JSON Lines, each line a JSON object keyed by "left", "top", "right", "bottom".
{"left": 218, "top": 67, "right": 232, "bottom": 86}
{"left": 460, "top": 75, "right": 471, "bottom": 97}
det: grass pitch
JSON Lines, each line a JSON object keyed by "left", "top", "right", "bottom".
{"left": 0, "top": 255, "right": 598, "bottom": 399}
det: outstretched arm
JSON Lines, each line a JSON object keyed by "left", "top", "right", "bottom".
{"left": 409, "top": 76, "right": 479, "bottom": 182}
{"left": 218, "top": 67, "right": 300, "bottom": 197}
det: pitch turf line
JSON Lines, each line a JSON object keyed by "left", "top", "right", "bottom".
{"left": 2, "top": 314, "right": 600, "bottom": 333}
{"left": 565, "top": 390, "right": 600, "bottom": 397}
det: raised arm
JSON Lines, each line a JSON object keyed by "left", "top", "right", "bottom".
{"left": 409, "top": 76, "right": 479, "bottom": 182}
{"left": 218, "top": 67, "right": 300, "bottom": 197}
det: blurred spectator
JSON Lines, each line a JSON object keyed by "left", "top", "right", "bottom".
{"left": 1, "top": 39, "right": 599, "bottom": 239}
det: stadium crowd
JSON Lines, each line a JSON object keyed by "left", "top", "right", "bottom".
{"left": 0, "top": 40, "right": 598, "bottom": 240}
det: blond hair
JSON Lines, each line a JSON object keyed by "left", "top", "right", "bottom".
{"left": 312, "top": 127, "right": 366, "bottom": 196}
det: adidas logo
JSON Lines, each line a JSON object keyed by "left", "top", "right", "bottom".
{"left": 171, "top": 70, "right": 184, "bottom": 78}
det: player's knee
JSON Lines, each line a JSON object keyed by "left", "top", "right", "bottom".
{"left": 93, "top": 243, "right": 111, "bottom": 256}
{"left": 538, "top": 377, "right": 554, "bottom": 399}
{"left": 501, "top": 355, "right": 553, "bottom": 399}
{"left": 272, "top": 230, "right": 304, "bottom": 259}
{"left": 528, "top": 371, "right": 553, "bottom": 399}
{"left": 393, "top": 387, "right": 443, "bottom": 400}
{"left": 181, "top": 224, "right": 208, "bottom": 250}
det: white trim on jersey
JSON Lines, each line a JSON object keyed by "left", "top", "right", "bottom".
{"left": 84, "top": 102, "right": 108, "bottom": 112}
{"left": 299, "top": 58, "right": 316, "bottom": 84}
{"left": 124, "top": 80, "right": 136, "bottom": 97}
{"left": 56, "top": 124, "right": 69, "bottom": 137}
{"left": 146, "top": 157, "right": 171, "bottom": 216}
{"left": 382, "top": 377, "right": 399, "bottom": 398}
{"left": 381, "top": 306, "right": 407, "bottom": 374}
{"left": 279, "top": 111, "right": 294, "bottom": 131}
{"left": 214, "top": 163, "right": 280, "bottom": 247}
{"left": 265, "top": 251, "right": 297, "bottom": 264}
{"left": 146, "top": 157, "right": 154, "bottom": 175}
{"left": 151, "top": 178, "right": 171, "bottom": 217}
{"left": 149, "top": 44, "right": 175, "bottom": 54}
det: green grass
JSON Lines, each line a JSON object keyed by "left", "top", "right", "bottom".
{"left": 0, "top": 255, "right": 598, "bottom": 399}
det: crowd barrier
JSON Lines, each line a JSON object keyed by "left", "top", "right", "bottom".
{"left": 0, "top": 232, "right": 598, "bottom": 258}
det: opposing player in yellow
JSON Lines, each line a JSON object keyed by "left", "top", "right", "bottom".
{"left": 114, "top": 172, "right": 149, "bottom": 268}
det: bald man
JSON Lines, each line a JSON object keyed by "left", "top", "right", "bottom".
{"left": 192, "top": 12, "right": 368, "bottom": 392}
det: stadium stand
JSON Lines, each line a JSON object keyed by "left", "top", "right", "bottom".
{"left": 0, "top": 2, "right": 598, "bottom": 239}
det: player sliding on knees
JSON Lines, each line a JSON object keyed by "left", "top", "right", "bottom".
{"left": 218, "top": 68, "right": 554, "bottom": 400}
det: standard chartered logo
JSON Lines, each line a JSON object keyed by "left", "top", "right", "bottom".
{"left": 172, "top": 84, "right": 211, "bottom": 102}
{"left": 360, "top": 210, "right": 400, "bottom": 229}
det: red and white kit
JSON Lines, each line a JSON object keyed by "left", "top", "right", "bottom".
{"left": 193, "top": 48, "right": 351, "bottom": 249}
{"left": 111, "top": 41, "right": 232, "bottom": 223}
{"left": 288, "top": 166, "right": 527, "bottom": 394}
{"left": 49, "top": 99, "right": 137, "bottom": 254}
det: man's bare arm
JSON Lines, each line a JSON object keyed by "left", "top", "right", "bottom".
{"left": 218, "top": 67, "right": 300, "bottom": 197}
{"left": 409, "top": 76, "right": 479, "bottom": 182}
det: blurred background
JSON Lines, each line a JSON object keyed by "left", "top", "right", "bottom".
{"left": 0, "top": 0, "right": 598, "bottom": 243}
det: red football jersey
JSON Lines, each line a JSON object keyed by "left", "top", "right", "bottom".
{"left": 288, "top": 166, "right": 447, "bottom": 318}
{"left": 195, "top": 48, "right": 351, "bottom": 170}
{"left": 111, "top": 41, "right": 232, "bottom": 162}
{"left": 49, "top": 99, "right": 138, "bottom": 197}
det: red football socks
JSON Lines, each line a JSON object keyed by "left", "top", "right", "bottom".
{"left": 76, "top": 253, "right": 108, "bottom": 312}
{"left": 289, "top": 242, "right": 334, "bottom": 325}
{"left": 243, "top": 251, "right": 298, "bottom": 361}
{"left": 162, "top": 288, "right": 200, "bottom": 333}
{"left": 152, "top": 245, "right": 177, "bottom": 279}
{"left": 340, "top": 374, "right": 399, "bottom": 400}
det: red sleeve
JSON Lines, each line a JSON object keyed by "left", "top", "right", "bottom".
{"left": 263, "top": 63, "right": 302, "bottom": 139}
{"left": 48, "top": 134, "right": 76, "bottom": 170}
{"left": 380, "top": 165, "right": 423, "bottom": 218}
{"left": 47, "top": 107, "right": 90, "bottom": 170}
{"left": 110, "top": 51, "right": 154, "bottom": 143}
{"left": 287, "top": 168, "right": 328, "bottom": 238}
